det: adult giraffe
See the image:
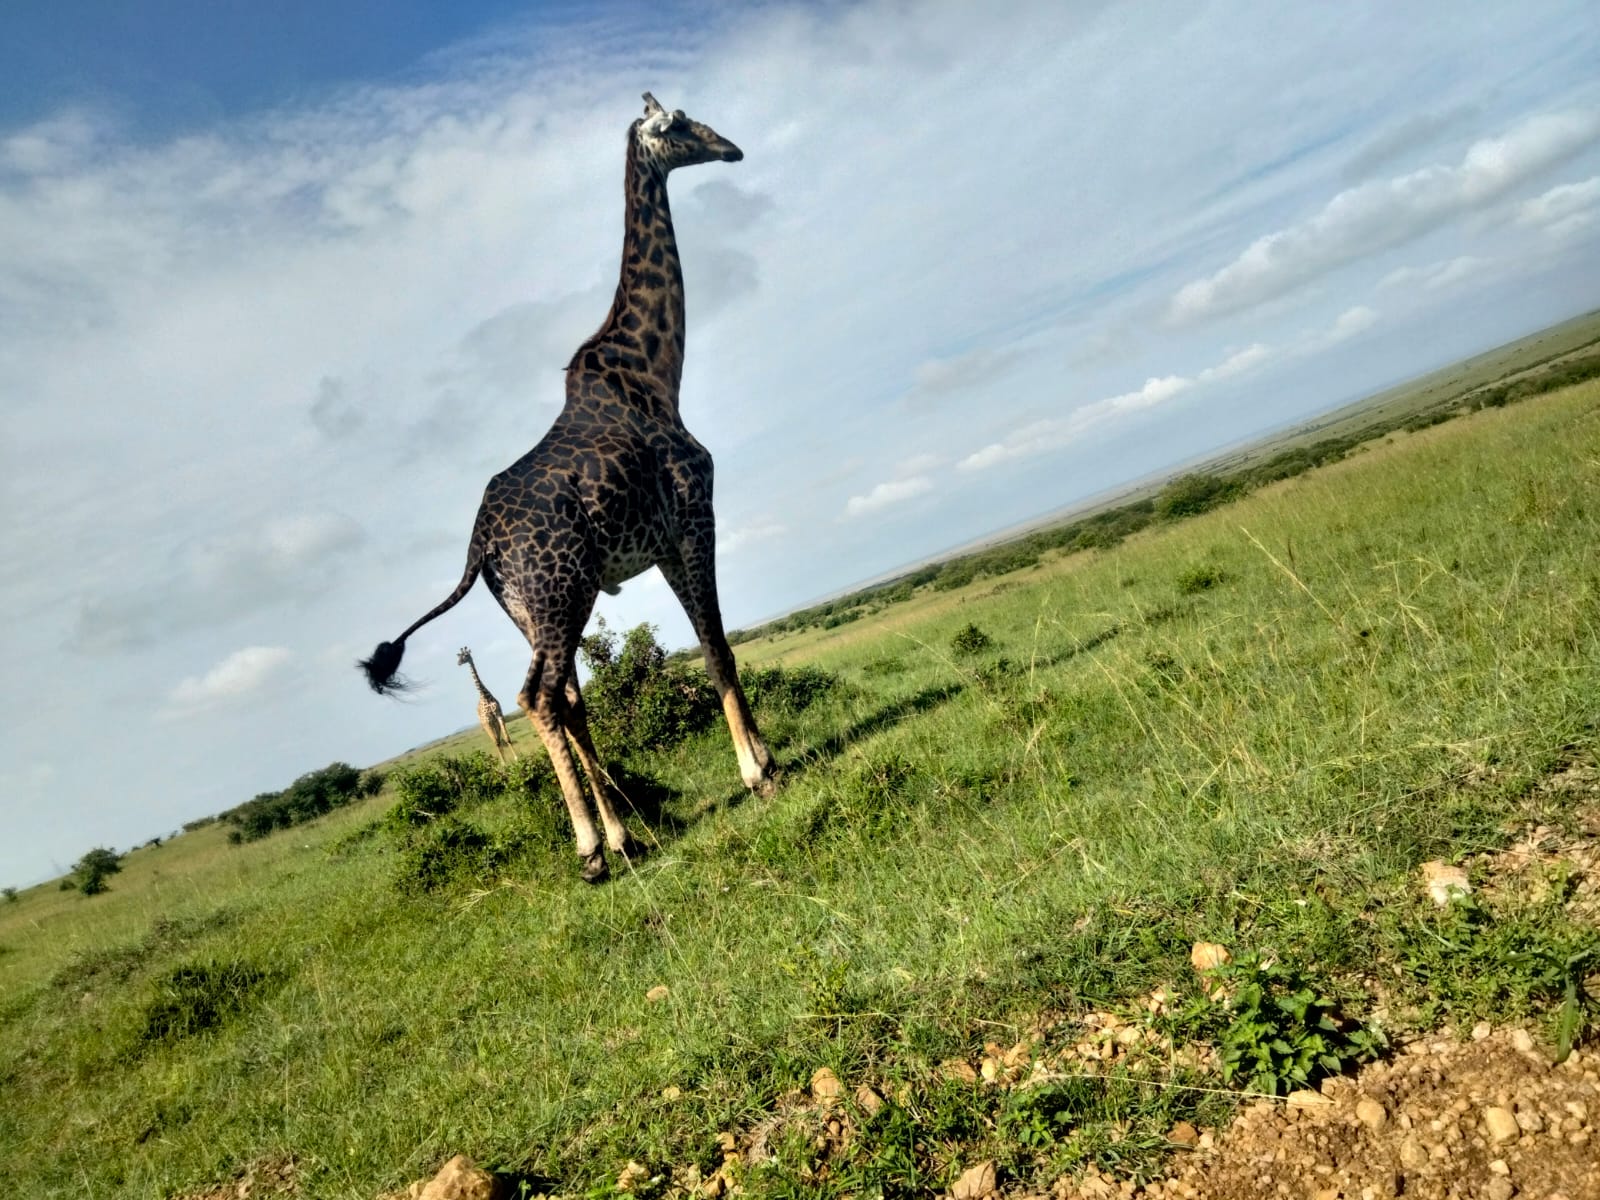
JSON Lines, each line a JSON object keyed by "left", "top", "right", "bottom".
{"left": 361, "top": 94, "right": 775, "bottom": 881}
{"left": 456, "top": 647, "right": 519, "bottom": 765}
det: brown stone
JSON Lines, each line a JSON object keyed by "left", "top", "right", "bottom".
{"left": 810, "top": 1066, "right": 843, "bottom": 1100}
{"left": 418, "top": 1156, "right": 500, "bottom": 1200}
{"left": 950, "top": 1159, "right": 997, "bottom": 1199}
{"left": 1483, "top": 1106, "right": 1520, "bottom": 1144}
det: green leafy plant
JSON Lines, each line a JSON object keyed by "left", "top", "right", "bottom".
{"left": 579, "top": 620, "right": 719, "bottom": 755}
{"left": 950, "top": 623, "right": 993, "bottom": 655}
{"left": 1174, "top": 564, "right": 1225, "bottom": 596}
{"left": 1187, "top": 954, "right": 1383, "bottom": 1096}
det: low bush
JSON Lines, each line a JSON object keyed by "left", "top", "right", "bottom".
{"left": 220, "top": 762, "right": 378, "bottom": 842}
{"left": 741, "top": 663, "right": 840, "bottom": 713}
{"left": 385, "top": 751, "right": 506, "bottom": 832}
{"left": 72, "top": 847, "right": 123, "bottom": 896}
{"left": 951, "top": 623, "right": 993, "bottom": 655}
{"left": 579, "top": 620, "right": 720, "bottom": 755}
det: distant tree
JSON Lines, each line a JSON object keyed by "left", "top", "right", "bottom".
{"left": 2, "top": 886, "right": 17, "bottom": 903}
{"left": 73, "top": 847, "right": 123, "bottom": 896}
{"left": 1157, "top": 472, "right": 1240, "bottom": 520}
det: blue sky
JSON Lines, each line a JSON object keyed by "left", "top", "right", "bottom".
{"left": 2, "top": 0, "right": 572, "bottom": 130}
{"left": 3, "top": 1, "right": 1599, "bottom": 886}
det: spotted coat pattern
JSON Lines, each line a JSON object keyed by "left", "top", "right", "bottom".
{"left": 362, "top": 95, "right": 775, "bottom": 882}
{"left": 456, "top": 647, "right": 519, "bottom": 765}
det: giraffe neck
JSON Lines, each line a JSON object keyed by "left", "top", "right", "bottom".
{"left": 464, "top": 659, "right": 494, "bottom": 703}
{"left": 569, "top": 129, "right": 686, "bottom": 395}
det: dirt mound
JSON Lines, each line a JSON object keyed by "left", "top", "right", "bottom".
{"left": 1042, "top": 1029, "right": 1598, "bottom": 1200}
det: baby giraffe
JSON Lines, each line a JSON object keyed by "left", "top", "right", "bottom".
{"left": 457, "top": 647, "right": 519, "bottom": 765}
{"left": 362, "top": 94, "right": 776, "bottom": 882}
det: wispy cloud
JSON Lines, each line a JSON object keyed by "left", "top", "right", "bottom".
{"left": 844, "top": 476, "right": 935, "bottom": 519}
{"left": 1378, "top": 256, "right": 1489, "bottom": 293}
{"left": 1516, "top": 175, "right": 1600, "bottom": 238}
{"left": 1170, "top": 110, "right": 1600, "bottom": 324}
{"left": 957, "top": 346, "right": 1272, "bottom": 474}
{"left": 168, "top": 646, "right": 294, "bottom": 712}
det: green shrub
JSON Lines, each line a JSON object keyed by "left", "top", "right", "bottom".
{"left": 1179, "top": 953, "right": 1383, "bottom": 1096}
{"left": 73, "top": 847, "right": 123, "bottom": 896}
{"left": 579, "top": 620, "right": 719, "bottom": 755}
{"left": 950, "top": 623, "right": 993, "bottom": 655}
{"left": 220, "top": 761, "right": 372, "bottom": 842}
{"left": 1175, "top": 564, "right": 1225, "bottom": 595}
{"left": 385, "top": 751, "right": 506, "bottom": 832}
{"left": 1157, "top": 472, "right": 1241, "bottom": 520}
{"left": 2, "top": 887, "right": 16, "bottom": 903}
{"left": 740, "top": 664, "right": 840, "bottom": 713}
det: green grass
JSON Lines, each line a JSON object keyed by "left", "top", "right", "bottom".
{"left": 3, "top": 382, "right": 1599, "bottom": 1198}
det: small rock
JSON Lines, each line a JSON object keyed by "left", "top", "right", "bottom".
{"left": 855, "top": 1085, "right": 884, "bottom": 1117}
{"left": 661, "top": 1085, "right": 681, "bottom": 1102}
{"left": 1471, "top": 1021, "right": 1493, "bottom": 1041}
{"left": 1484, "top": 1179, "right": 1514, "bottom": 1200}
{"left": 1312, "top": 1190, "right": 1338, "bottom": 1200}
{"left": 950, "top": 1159, "right": 997, "bottom": 1199}
{"left": 1398, "top": 1136, "right": 1428, "bottom": 1170}
{"left": 1513, "top": 1107, "right": 1542, "bottom": 1133}
{"left": 810, "top": 1066, "right": 843, "bottom": 1100}
{"left": 1509, "top": 1028, "right": 1535, "bottom": 1054}
{"left": 1483, "top": 1106, "right": 1519, "bottom": 1143}
{"left": 645, "top": 984, "right": 670, "bottom": 1003}
{"left": 1190, "top": 941, "right": 1232, "bottom": 972}
{"left": 940, "top": 1059, "right": 979, "bottom": 1084}
{"left": 1420, "top": 860, "right": 1471, "bottom": 906}
{"left": 1488, "top": 1158, "right": 1509, "bottom": 1175}
{"left": 418, "top": 1155, "right": 499, "bottom": 1200}
{"left": 615, "top": 1162, "right": 651, "bottom": 1194}
{"left": 1167, "top": 1121, "right": 1199, "bottom": 1145}
{"left": 1355, "top": 1098, "right": 1388, "bottom": 1131}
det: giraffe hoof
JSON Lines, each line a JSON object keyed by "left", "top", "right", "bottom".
{"left": 580, "top": 849, "right": 609, "bottom": 884}
{"left": 750, "top": 769, "right": 780, "bottom": 799}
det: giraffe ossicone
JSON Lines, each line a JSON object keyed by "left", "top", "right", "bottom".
{"left": 361, "top": 93, "right": 775, "bottom": 883}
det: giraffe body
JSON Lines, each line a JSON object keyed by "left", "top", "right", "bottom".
{"left": 457, "top": 647, "right": 519, "bottom": 764}
{"left": 362, "top": 94, "right": 774, "bottom": 882}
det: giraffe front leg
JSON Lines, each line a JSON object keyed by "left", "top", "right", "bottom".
{"left": 563, "top": 674, "right": 642, "bottom": 860}
{"left": 498, "top": 717, "right": 521, "bottom": 761}
{"left": 520, "top": 664, "right": 608, "bottom": 883}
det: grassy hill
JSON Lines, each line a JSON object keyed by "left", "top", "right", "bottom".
{"left": 2, "top": 378, "right": 1598, "bottom": 1198}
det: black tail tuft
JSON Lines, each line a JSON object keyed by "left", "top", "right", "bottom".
{"left": 358, "top": 640, "right": 410, "bottom": 694}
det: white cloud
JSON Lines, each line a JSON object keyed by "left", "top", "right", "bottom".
{"left": 1516, "top": 175, "right": 1600, "bottom": 238}
{"left": 1378, "top": 255, "right": 1488, "bottom": 293}
{"left": 1170, "top": 110, "right": 1600, "bottom": 323}
{"left": 168, "top": 646, "right": 294, "bottom": 711}
{"left": 1198, "top": 343, "right": 1272, "bottom": 382}
{"left": 1321, "top": 305, "right": 1380, "bottom": 345}
{"left": 844, "top": 476, "right": 935, "bottom": 519}
{"left": 718, "top": 516, "right": 788, "bottom": 554}
{"left": 955, "top": 353, "right": 1278, "bottom": 473}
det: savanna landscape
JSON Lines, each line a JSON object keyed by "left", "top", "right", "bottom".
{"left": 4, "top": 321, "right": 1600, "bottom": 1199}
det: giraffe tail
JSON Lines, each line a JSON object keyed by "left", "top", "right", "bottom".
{"left": 359, "top": 542, "right": 485, "bottom": 695}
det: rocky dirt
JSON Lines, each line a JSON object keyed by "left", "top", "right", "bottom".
{"left": 1045, "top": 1029, "right": 1598, "bottom": 1200}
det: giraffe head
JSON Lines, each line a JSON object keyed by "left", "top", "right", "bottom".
{"left": 456, "top": 647, "right": 472, "bottom": 667}
{"left": 635, "top": 92, "right": 743, "bottom": 172}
